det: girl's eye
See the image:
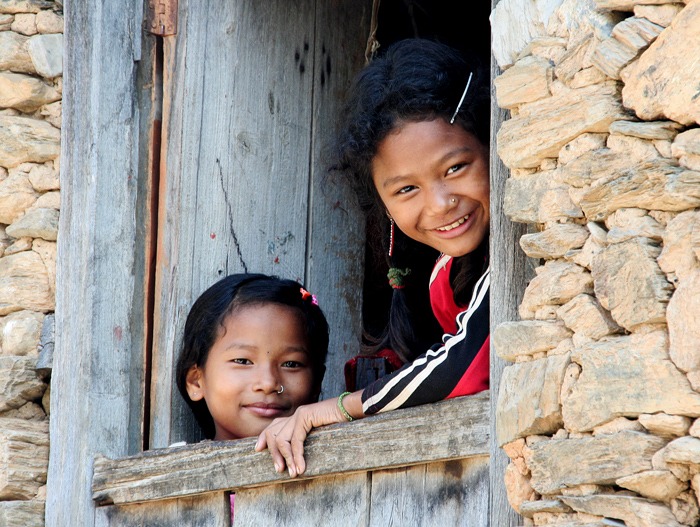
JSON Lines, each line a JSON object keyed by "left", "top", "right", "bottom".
{"left": 281, "top": 360, "right": 305, "bottom": 368}
{"left": 231, "top": 358, "right": 252, "bottom": 365}
{"left": 396, "top": 185, "right": 416, "bottom": 195}
{"left": 447, "top": 163, "right": 466, "bottom": 175}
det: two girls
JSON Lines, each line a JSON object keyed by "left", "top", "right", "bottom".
{"left": 256, "top": 39, "right": 491, "bottom": 477}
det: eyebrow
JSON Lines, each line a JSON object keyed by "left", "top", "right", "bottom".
{"left": 379, "top": 146, "right": 474, "bottom": 189}
{"left": 224, "top": 342, "right": 309, "bottom": 354}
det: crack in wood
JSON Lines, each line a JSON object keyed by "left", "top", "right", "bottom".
{"left": 216, "top": 158, "right": 248, "bottom": 273}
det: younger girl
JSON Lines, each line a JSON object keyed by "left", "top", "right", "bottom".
{"left": 256, "top": 39, "right": 491, "bottom": 477}
{"left": 175, "top": 273, "right": 328, "bottom": 441}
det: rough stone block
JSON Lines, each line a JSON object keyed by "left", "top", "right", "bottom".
{"left": 562, "top": 494, "right": 682, "bottom": 527}
{"left": 27, "top": 33, "right": 62, "bottom": 78}
{"left": 497, "top": 82, "right": 628, "bottom": 169}
{"left": 558, "top": 133, "right": 608, "bottom": 165}
{"left": 605, "top": 208, "right": 663, "bottom": 244}
{"left": 0, "top": 115, "right": 60, "bottom": 168}
{"left": 639, "top": 413, "right": 692, "bottom": 438}
{"left": 590, "top": 34, "right": 638, "bottom": 79}
{"left": 0, "top": 500, "right": 45, "bottom": 527}
{"left": 0, "top": 71, "right": 60, "bottom": 112}
{"left": 494, "top": 55, "right": 552, "bottom": 109}
{"left": 563, "top": 331, "right": 700, "bottom": 432}
{"left": 0, "top": 0, "right": 53, "bottom": 14}
{"left": 11, "top": 12, "right": 37, "bottom": 35}
{"left": 578, "top": 158, "right": 700, "bottom": 222}
{"left": 0, "top": 172, "right": 38, "bottom": 224}
{"left": 496, "top": 353, "right": 570, "bottom": 445}
{"left": 0, "top": 251, "right": 54, "bottom": 315}
{"left": 504, "top": 171, "right": 583, "bottom": 224}
{"left": 493, "top": 320, "right": 572, "bottom": 361}
{"left": 519, "top": 223, "right": 589, "bottom": 259}
{"left": 634, "top": 4, "right": 684, "bottom": 27}
{"left": 0, "top": 355, "right": 46, "bottom": 413}
{"left": 617, "top": 470, "right": 686, "bottom": 502}
{"left": 6, "top": 207, "right": 58, "bottom": 241}
{"left": 0, "top": 418, "right": 48, "bottom": 500}
{"left": 35, "top": 9, "right": 62, "bottom": 34}
{"left": 668, "top": 269, "right": 700, "bottom": 375}
{"left": 0, "top": 31, "right": 34, "bottom": 74}
{"left": 591, "top": 238, "right": 672, "bottom": 330}
{"left": 0, "top": 309, "right": 44, "bottom": 356}
{"left": 557, "top": 293, "right": 622, "bottom": 339}
{"left": 612, "top": 16, "right": 663, "bottom": 51}
{"left": 609, "top": 119, "right": 682, "bottom": 141}
{"left": 621, "top": 0, "right": 700, "bottom": 125}
{"left": 520, "top": 261, "right": 593, "bottom": 320}
{"left": 658, "top": 210, "right": 700, "bottom": 282}
{"left": 528, "top": 431, "right": 667, "bottom": 495}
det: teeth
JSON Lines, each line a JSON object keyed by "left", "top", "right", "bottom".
{"left": 436, "top": 214, "right": 469, "bottom": 231}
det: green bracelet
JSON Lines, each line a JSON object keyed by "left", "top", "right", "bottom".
{"left": 337, "top": 391, "right": 354, "bottom": 422}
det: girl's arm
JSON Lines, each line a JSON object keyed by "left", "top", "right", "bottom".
{"left": 362, "top": 267, "right": 490, "bottom": 414}
{"left": 256, "top": 269, "right": 489, "bottom": 477}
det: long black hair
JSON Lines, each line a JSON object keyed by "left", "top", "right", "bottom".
{"left": 175, "top": 273, "right": 329, "bottom": 439}
{"left": 332, "top": 39, "right": 490, "bottom": 363}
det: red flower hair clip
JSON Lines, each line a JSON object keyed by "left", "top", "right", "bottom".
{"left": 300, "top": 287, "right": 319, "bottom": 306}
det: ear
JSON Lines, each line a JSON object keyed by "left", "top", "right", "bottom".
{"left": 185, "top": 365, "right": 205, "bottom": 401}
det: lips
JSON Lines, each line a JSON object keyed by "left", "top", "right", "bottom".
{"left": 244, "top": 402, "right": 289, "bottom": 418}
{"left": 435, "top": 214, "right": 470, "bottom": 232}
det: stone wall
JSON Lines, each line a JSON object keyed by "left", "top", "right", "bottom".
{"left": 0, "top": 0, "right": 62, "bottom": 525}
{"left": 492, "top": 0, "right": 700, "bottom": 525}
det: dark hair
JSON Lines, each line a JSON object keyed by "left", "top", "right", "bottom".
{"left": 175, "top": 273, "right": 329, "bottom": 439}
{"left": 332, "top": 39, "right": 490, "bottom": 362}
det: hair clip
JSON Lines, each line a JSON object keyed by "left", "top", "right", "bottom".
{"left": 300, "top": 287, "right": 319, "bottom": 306}
{"left": 449, "top": 71, "right": 473, "bottom": 125}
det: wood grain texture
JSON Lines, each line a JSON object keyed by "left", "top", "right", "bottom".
{"left": 307, "top": 0, "right": 372, "bottom": 401}
{"left": 95, "top": 492, "right": 229, "bottom": 527}
{"left": 369, "top": 457, "right": 489, "bottom": 527}
{"left": 149, "top": 0, "right": 372, "bottom": 448}
{"left": 93, "top": 392, "right": 489, "bottom": 505}
{"left": 489, "top": 6, "right": 530, "bottom": 523}
{"left": 45, "top": 0, "right": 155, "bottom": 524}
{"left": 234, "top": 473, "right": 370, "bottom": 527}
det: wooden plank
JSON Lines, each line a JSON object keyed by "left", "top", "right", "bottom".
{"left": 150, "top": 0, "right": 371, "bottom": 448}
{"left": 234, "top": 473, "right": 370, "bottom": 527}
{"left": 93, "top": 392, "right": 489, "bottom": 505}
{"left": 45, "top": 0, "right": 156, "bottom": 525}
{"left": 307, "top": 0, "right": 372, "bottom": 400}
{"left": 368, "top": 456, "right": 489, "bottom": 527}
{"left": 489, "top": 1, "right": 530, "bottom": 523}
{"left": 95, "top": 492, "right": 229, "bottom": 527}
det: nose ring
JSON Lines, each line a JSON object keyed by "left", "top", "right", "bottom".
{"left": 450, "top": 197, "right": 456, "bottom": 204}
{"left": 277, "top": 385, "right": 284, "bottom": 394}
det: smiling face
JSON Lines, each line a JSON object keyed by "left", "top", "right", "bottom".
{"left": 185, "top": 303, "right": 317, "bottom": 441}
{"left": 372, "top": 118, "right": 490, "bottom": 258}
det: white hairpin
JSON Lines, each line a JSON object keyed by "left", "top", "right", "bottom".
{"left": 449, "top": 71, "right": 473, "bottom": 125}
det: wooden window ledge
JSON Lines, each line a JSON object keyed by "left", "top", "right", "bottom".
{"left": 92, "top": 391, "right": 489, "bottom": 506}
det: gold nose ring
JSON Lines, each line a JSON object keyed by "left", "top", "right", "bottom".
{"left": 277, "top": 385, "right": 284, "bottom": 394}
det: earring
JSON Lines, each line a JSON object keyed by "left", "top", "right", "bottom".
{"left": 277, "top": 385, "right": 284, "bottom": 394}
{"left": 388, "top": 218, "right": 395, "bottom": 257}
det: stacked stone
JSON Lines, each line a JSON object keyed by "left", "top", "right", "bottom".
{"left": 492, "top": 0, "right": 700, "bottom": 525}
{"left": 0, "top": 0, "right": 62, "bottom": 525}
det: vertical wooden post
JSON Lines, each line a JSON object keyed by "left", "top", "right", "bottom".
{"left": 489, "top": 1, "right": 529, "bottom": 524}
{"left": 46, "top": 0, "right": 155, "bottom": 524}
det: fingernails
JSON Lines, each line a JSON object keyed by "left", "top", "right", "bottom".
{"left": 288, "top": 467, "right": 296, "bottom": 478}
{"left": 274, "top": 463, "right": 282, "bottom": 473}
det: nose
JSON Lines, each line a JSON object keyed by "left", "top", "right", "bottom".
{"left": 252, "top": 364, "right": 281, "bottom": 394}
{"left": 426, "top": 183, "right": 455, "bottom": 215}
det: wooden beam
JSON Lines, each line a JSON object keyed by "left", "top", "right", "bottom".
{"left": 93, "top": 392, "right": 489, "bottom": 505}
{"left": 489, "top": 1, "right": 530, "bottom": 524}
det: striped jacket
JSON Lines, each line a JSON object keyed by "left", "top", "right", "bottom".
{"left": 361, "top": 255, "right": 490, "bottom": 414}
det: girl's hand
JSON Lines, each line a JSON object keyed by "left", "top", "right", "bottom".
{"left": 255, "top": 392, "right": 363, "bottom": 477}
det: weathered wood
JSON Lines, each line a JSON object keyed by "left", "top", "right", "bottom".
{"left": 46, "top": 0, "right": 156, "bottom": 524}
{"left": 95, "top": 492, "right": 229, "bottom": 527}
{"left": 307, "top": 0, "right": 372, "bottom": 400}
{"left": 93, "top": 392, "right": 489, "bottom": 505}
{"left": 369, "top": 457, "right": 489, "bottom": 527}
{"left": 489, "top": 2, "right": 530, "bottom": 523}
{"left": 149, "top": 0, "right": 371, "bottom": 447}
{"left": 234, "top": 473, "right": 370, "bottom": 527}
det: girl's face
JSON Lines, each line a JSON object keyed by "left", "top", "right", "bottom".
{"left": 185, "top": 303, "right": 317, "bottom": 441}
{"left": 372, "top": 118, "right": 489, "bottom": 258}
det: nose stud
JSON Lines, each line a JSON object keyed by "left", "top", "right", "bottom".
{"left": 450, "top": 197, "right": 456, "bottom": 204}
{"left": 277, "top": 385, "right": 284, "bottom": 394}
